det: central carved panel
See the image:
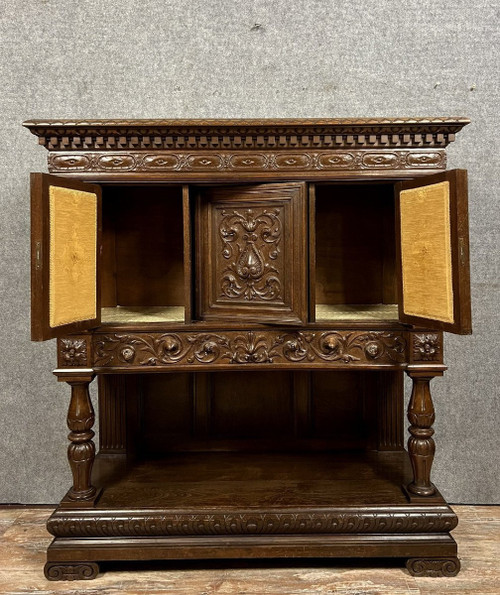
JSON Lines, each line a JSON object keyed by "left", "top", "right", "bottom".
{"left": 196, "top": 183, "right": 307, "bottom": 323}
{"left": 219, "top": 207, "right": 283, "bottom": 302}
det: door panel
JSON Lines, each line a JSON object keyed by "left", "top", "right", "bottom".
{"left": 395, "top": 170, "right": 471, "bottom": 334}
{"left": 195, "top": 183, "right": 307, "bottom": 323}
{"left": 31, "top": 173, "right": 101, "bottom": 341}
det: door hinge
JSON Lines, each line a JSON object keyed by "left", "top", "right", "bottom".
{"left": 459, "top": 237, "right": 467, "bottom": 266}
{"left": 35, "top": 241, "right": 42, "bottom": 270}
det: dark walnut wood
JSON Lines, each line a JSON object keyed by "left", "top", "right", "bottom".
{"left": 406, "top": 557, "right": 460, "bottom": 577}
{"left": 65, "top": 375, "right": 97, "bottom": 501}
{"left": 406, "top": 370, "right": 442, "bottom": 497}
{"left": 26, "top": 118, "right": 471, "bottom": 579}
{"left": 24, "top": 117, "right": 469, "bottom": 180}
{"left": 93, "top": 330, "right": 407, "bottom": 370}
{"left": 196, "top": 183, "right": 307, "bottom": 323}
{"left": 44, "top": 562, "right": 99, "bottom": 581}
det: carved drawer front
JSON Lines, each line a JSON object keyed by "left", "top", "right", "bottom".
{"left": 196, "top": 183, "right": 307, "bottom": 323}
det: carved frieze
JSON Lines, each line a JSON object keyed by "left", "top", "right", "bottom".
{"left": 46, "top": 149, "right": 446, "bottom": 174}
{"left": 93, "top": 330, "right": 407, "bottom": 369}
{"left": 47, "top": 507, "right": 457, "bottom": 537}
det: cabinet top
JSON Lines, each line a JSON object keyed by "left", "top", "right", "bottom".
{"left": 24, "top": 117, "right": 470, "bottom": 150}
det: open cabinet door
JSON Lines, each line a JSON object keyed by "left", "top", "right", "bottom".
{"left": 31, "top": 173, "right": 102, "bottom": 341}
{"left": 395, "top": 170, "right": 471, "bottom": 335}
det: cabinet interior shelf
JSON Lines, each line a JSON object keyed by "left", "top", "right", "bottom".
{"left": 100, "top": 303, "right": 399, "bottom": 324}
{"left": 94, "top": 451, "right": 419, "bottom": 510}
{"left": 101, "top": 306, "right": 185, "bottom": 324}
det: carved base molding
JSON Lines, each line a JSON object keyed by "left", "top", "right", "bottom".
{"left": 44, "top": 562, "right": 99, "bottom": 581}
{"left": 45, "top": 534, "right": 458, "bottom": 580}
{"left": 93, "top": 330, "right": 407, "bottom": 370}
{"left": 406, "top": 557, "right": 460, "bottom": 577}
{"left": 47, "top": 506, "right": 457, "bottom": 537}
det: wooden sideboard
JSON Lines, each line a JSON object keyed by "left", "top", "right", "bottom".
{"left": 25, "top": 118, "right": 472, "bottom": 580}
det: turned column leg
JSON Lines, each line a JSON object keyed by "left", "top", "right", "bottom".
{"left": 66, "top": 376, "right": 96, "bottom": 501}
{"left": 406, "top": 370, "right": 440, "bottom": 497}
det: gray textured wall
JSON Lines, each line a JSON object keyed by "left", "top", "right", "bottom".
{"left": 0, "top": 1, "right": 498, "bottom": 504}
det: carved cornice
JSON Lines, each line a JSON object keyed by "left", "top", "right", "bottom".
{"left": 93, "top": 330, "right": 407, "bottom": 369}
{"left": 24, "top": 117, "right": 469, "bottom": 151}
{"left": 47, "top": 506, "right": 457, "bottom": 537}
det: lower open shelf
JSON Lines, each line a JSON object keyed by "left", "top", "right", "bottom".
{"left": 94, "top": 450, "right": 417, "bottom": 509}
{"left": 45, "top": 451, "right": 460, "bottom": 578}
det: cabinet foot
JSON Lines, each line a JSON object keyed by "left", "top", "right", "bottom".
{"left": 44, "top": 562, "right": 99, "bottom": 581}
{"left": 406, "top": 557, "right": 460, "bottom": 577}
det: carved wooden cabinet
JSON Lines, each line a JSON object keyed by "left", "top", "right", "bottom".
{"left": 25, "top": 118, "right": 472, "bottom": 580}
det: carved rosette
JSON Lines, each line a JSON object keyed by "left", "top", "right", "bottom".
{"left": 47, "top": 507, "right": 457, "bottom": 537}
{"left": 93, "top": 331, "right": 407, "bottom": 368}
{"left": 411, "top": 333, "right": 442, "bottom": 362}
{"left": 219, "top": 208, "right": 282, "bottom": 301}
{"left": 58, "top": 337, "right": 89, "bottom": 367}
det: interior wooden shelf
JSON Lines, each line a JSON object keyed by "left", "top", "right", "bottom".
{"left": 315, "top": 303, "right": 398, "bottom": 321}
{"left": 94, "top": 451, "right": 414, "bottom": 509}
{"left": 101, "top": 306, "right": 185, "bottom": 323}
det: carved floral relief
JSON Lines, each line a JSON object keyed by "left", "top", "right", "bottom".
{"left": 218, "top": 208, "right": 283, "bottom": 302}
{"left": 93, "top": 331, "right": 407, "bottom": 368}
{"left": 58, "top": 338, "right": 88, "bottom": 367}
{"left": 412, "top": 333, "right": 441, "bottom": 361}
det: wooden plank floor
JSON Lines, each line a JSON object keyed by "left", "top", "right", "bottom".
{"left": 0, "top": 505, "right": 498, "bottom": 594}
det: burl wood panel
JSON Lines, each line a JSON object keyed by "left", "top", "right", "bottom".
{"left": 195, "top": 183, "right": 307, "bottom": 323}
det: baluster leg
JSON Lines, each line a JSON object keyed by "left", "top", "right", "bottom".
{"left": 66, "top": 375, "right": 96, "bottom": 500}
{"left": 406, "top": 370, "right": 441, "bottom": 497}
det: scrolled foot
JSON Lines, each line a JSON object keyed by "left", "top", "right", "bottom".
{"left": 44, "top": 561, "right": 99, "bottom": 581}
{"left": 406, "top": 557, "right": 460, "bottom": 577}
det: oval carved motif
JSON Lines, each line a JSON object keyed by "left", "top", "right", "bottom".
{"left": 362, "top": 153, "right": 399, "bottom": 167}
{"left": 230, "top": 154, "right": 267, "bottom": 169}
{"left": 188, "top": 155, "right": 223, "bottom": 169}
{"left": 142, "top": 154, "right": 178, "bottom": 169}
{"left": 275, "top": 154, "right": 311, "bottom": 169}
{"left": 98, "top": 155, "right": 136, "bottom": 170}
{"left": 51, "top": 155, "right": 90, "bottom": 170}
{"left": 318, "top": 153, "right": 355, "bottom": 168}
{"left": 407, "top": 152, "right": 443, "bottom": 167}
